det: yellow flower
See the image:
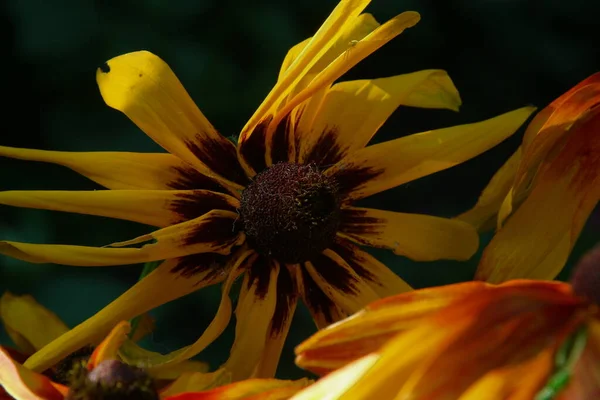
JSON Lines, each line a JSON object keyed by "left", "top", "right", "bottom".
{"left": 0, "top": 0, "right": 534, "bottom": 379}
{"left": 293, "top": 245, "right": 600, "bottom": 400}
{"left": 0, "top": 321, "right": 310, "bottom": 400}
{"left": 458, "top": 72, "right": 600, "bottom": 282}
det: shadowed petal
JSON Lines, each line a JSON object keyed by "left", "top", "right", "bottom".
{"left": 304, "top": 249, "right": 379, "bottom": 316}
{"left": 0, "top": 347, "right": 65, "bottom": 400}
{"left": 224, "top": 257, "right": 279, "bottom": 381}
{"left": 297, "top": 267, "right": 348, "bottom": 330}
{"left": 0, "top": 189, "right": 239, "bottom": 228}
{"left": 328, "top": 237, "right": 411, "bottom": 297}
{"left": 326, "top": 107, "right": 535, "bottom": 201}
{"left": 299, "top": 70, "right": 460, "bottom": 166}
{"left": 476, "top": 108, "right": 600, "bottom": 282}
{"left": 339, "top": 207, "right": 479, "bottom": 261}
{"left": 0, "top": 210, "right": 244, "bottom": 266}
{"left": 0, "top": 292, "right": 69, "bottom": 355}
{"left": 0, "top": 146, "right": 226, "bottom": 192}
{"left": 23, "top": 249, "right": 249, "bottom": 373}
{"left": 97, "top": 51, "right": 247, "bottom": 190}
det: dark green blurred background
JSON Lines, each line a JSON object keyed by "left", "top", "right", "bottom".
{"left": 1, "top": 0, "right": 598, "bottom": 379}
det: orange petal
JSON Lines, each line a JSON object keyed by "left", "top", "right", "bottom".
{"left": 327, "top": 106, "right": 535, "bottom": 201}
{"left": 0, "top": 189, "right": 239, "bottom": 228}
{"left": 0, "top": 347, "right": 65, "bottom": 400}
{"left": 87, "top": 321, "right": 131, "bottom": 370}
{"left": 339, "top": 207, "right": 479, "bottom": 261}
{"left": 159, "top": 369, "right": 231, "bottom": 398}
{"left": 0, "top": 209, "right": 244, "bottom": 266}
{"left": 224, "top": 258, "right": 280, "bottom": 381}
{"left": 298, "top": 70, "right": 460, "bottom": 166}
{"left": 476, "top": 107, "right": 600, "bottom": 282}
{"left": 0, "top": 146, "right": 220, "bottom": 191}
{"left": 97, "top": 51, "right": 247, "bottom": 190}
{"left": 0, "top": 292, "right": 69, "bottom": 354}
{"left": 23, "top": 251, "right": 242, "bottom": 373}
{"left": 168, "top": 378, "right": 310, "bottom": 400}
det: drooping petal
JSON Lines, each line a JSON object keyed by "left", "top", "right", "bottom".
{"left": 23, "top": 249, "right": 247, "bottom": 373}
{"left": 0, "top": 347, "right": 65, "bottom": 400}
{"left": 326, "top": 107, "right": 535, "bottom": 201}
{"left": 159, "top": 369, "right": 231, "bottom": 398}
{"left": 224, "top": 257, "right": 280, "bottom": 381}
{"left": 0, "top": 189, "right": 239, "bottom": 228}
{"left": 299, "top": 70, "right": 461, "bottom": 166}
{"left": 237, "top": 0, "right": 373, "bottom": 175}
{"left": 476, "top": 108, "right": 600, "bottom": 282}
{"left": 297, "top": 267, "right": 348, "bottom": 330}
{"left": 0, "top": 146, "right": 226, "bottom": 192}
{"left": 252, "top": 266, "right": 300, "bottom": 379}
{"left": 304, "top": 249, "right": 379, "bottom": 316}
{"left": 328, "top": 237, "right": 411, "bottom": 298}
{"left": 295, "top": 281, "right": 490, "bottom": 375}
{"left": 86, "top": 321, "right": 131, "bottom": 369}
{"left": 97, "top": 51, "right": 247, "bottom": 190}
{"left": 456, "top": 147, "right": 521, "bottom": 231}
{"left": 0, "top": 209, "right": 244, "bottom": 267}
{"left": 169, "top": 378, "right": 310, "bottom": 400}
{"left": 0, "top": 292, "right": 69, "bottom": 355}
{"left": 338, "top": 207, "right": 479, "bottom": 261}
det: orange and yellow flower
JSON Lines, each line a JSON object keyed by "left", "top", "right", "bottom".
{"left": 293, "top": 244, "right": 600, "bottom": 399}
{"left": 0, "top": 0, "right": 534, "bottom": 379}
{"left": 458, "top": 72, "right": 600, "bottom": 282}
{"left": 0, "top": 321, "right": 309, "bottom": 400}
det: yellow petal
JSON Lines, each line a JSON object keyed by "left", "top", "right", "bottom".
{"left": 339, "top": 207, "right": 479, "bottom": 261}
{"left": 304, "top": 249, "right": 379, "bottom": 315}
{"left": 298, "top": 70, "right": 460, "bottom": 166}
{"left": 476, "top": 108, "right": 600, "bottom": 282}
{"left": 297, "top": 267, "right": 348, "bottom": 330}
{"left": 97, "top": 51, "right": 246, "bottom": 190}
{"left": 148, "top": 359, "right": 209, "bottom": 381}
{"left": 238, "top": 0, "right": 372, "bottom": 174}
{"left": 327, "top": 106, "right": 536, "bottom": 200}
{"left": 0, "top": 189, "right": 239, "bottom": 228}
{"left": 180, "top": 377, "right": 310, "bottom": 400}
{"left": 0, "top": 292, "right": 69, "bottom": 354}
{"left": 23, "top": 251, "right": 241, "bottom": 372}
{"left": 224, "top": 259, "right": 280, "bottom": 381}
{"left": 0, "top": 209, "right": 244, "bottom": 266}
{"left": 159, "top": 369, "right": 231, "bottom": 398}
{"left": 329, "top": 237, "right": 412, "bottom": 298}
{"left": 0, "top": 146, "right": 207, "bottom": 191}
{"left": 456, "top": 147, "right": 521, "bottom": 232}
{"left": 0, "top": 347, "right": 65, "bottom": 400}
{"left": 87, "top": 321, "right": 131, "bottom": 369}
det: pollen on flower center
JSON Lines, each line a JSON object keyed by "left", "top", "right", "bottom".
{"left": 240, "top": 162, "right": 341, "bottom": 264}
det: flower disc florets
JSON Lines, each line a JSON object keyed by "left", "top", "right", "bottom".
{"left": 240, "top": 162, "right": 341, "bottom": 263}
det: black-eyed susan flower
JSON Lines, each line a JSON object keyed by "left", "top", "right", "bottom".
{"left": 0, "top": 321, "right": 310, "bottom": 400}
{"left": 458, "top": 72, "right": 600, "bottom": 282}
{"left": 0, "top": 0, "right": 534, "bottom": 380}
{"left": 293, "top": 244, "right": 600, "bottom": 400}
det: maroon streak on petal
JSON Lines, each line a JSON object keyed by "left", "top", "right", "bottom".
{"left": 182, "top": 212, "right": 240, "bottom": 248}
{"left": 169, "top": 190, "right": 239, "bottom": 222}
{"left": 329, "top": 237, "right": 378, "bottom": 283}
{"left": 238, "top": 117, "right": 270, "bottom": 175}
{"left": 169, "top": 252, "right": 230, "bottom": 280}
{"left": 270, "top": 112, "right": 294, "bottom": 165}
{"left": 167, "top": 165, "right": 230, "bottom": 193}
{"left": 245, "top": 255, "right": 274, "bottom": 300}
{"left": 308, "top": 252, "right": 360, "bottom": 295}
{"left": 298, "top": 266, "right": 347, "bottom": 329}
{"left": 304, "top": 128, "right": 346, "bottom": 167}
{"left": 185, "top": 135, "right": 249, "bottom": 186}
{"left": 338, "top": 207, "right": 382, "bottom": 236}
{"left": 327, "top": 164, "right": 383, "bottom": 201}
{"left": 270, "top": 265, "right": 299, "bottom": 335}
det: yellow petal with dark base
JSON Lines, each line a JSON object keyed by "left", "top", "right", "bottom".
{"left": 0, "top": 347, "right": 65, "bottom": 400}
{"left": 23, "top": 251, "right": 238, "bottom": 372}
{"left": 0, "top": 292, "right": 69, "bottom": 354}
{"left": 0, "top": 146, "right": 197, "bottom": 190}
{"left": 339, "top": 207, "right": 479, "bottom": 261}
{"left": 476, "top": 108, "right": 600, "bottom": 282}
{"left": 0, "top": 189, "right": 239, "bottom": 228}
{"left": 299, "top": 70, "right": 461, "bottom": 166}
{"left": 327, "top": 107, "right": 535, "bottom": 201}
{"left": 97, "top": 51, "right": 245, "bottom": 190}
{"left": 0, "top": 210, "right": 243, "bottom": 266}
{"left": 297, "top": 267, "right": 348, "bottom": 330}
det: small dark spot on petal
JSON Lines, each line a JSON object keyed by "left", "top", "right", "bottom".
{"left": 99, "top": 62, "right": 110, "bottom": 73}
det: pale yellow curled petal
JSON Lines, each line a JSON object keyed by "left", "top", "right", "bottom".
{"left": 456, "top": 147, "right": 521, "bottom": 232}
{"left": 0, "top": 292, "right": 69, "bottom": 354}
{"left": 326, "top": 106, "right": 535, "bottom": 201}
{"left": 339, "top": 207, "right": 479, "bottom": 261}
{"left": 97, "top": 51, "right": 244, "bottom": 191}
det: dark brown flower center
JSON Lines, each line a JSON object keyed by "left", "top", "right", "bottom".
{"left": 240, "top": 162, "right": 341, "bottom": 264}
